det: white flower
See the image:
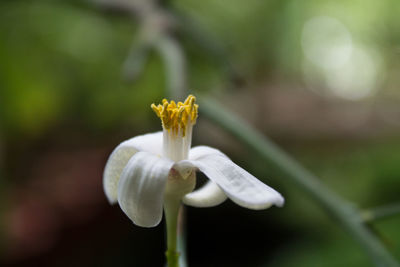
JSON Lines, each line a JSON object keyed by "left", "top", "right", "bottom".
{"left": 103, "top": 95, "right": 284, "bottom": 227}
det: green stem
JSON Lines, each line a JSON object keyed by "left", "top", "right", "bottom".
{"left": 164, "top": 197, "right": 181, "bottom": 267}
{"left": 177, "top": 207, "right": 187, "bottom": 267}
{"left": 199, "top": 96, "right": 399, "bottom": 267}
{"left": 362, "top": 203, "right": 400, "bottom": 223}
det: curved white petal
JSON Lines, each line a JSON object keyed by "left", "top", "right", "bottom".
{"left": 189, "top": 145, "right": 226, "bottom": 160}
{"left": 183, "top": 180, "right": 227, "bottom": 207}
{"left": 173, "top": 146, "right": 228, "bottom": 207}
{"left": 103, "top": 131, "right": 163, "bottom": 204}
{"left": 118, "top": 151, "right": 174, "bottom": 227}
{"left": 185, "top": 146, "right": 284, "bottom": 210}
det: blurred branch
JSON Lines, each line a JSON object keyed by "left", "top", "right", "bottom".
{"left": 198, "top": 96, "right": 399, "bottom": 267}
{"left": 155, "top": 35, "right": 187, "bottom": 99}
{"left": 92, "top": 0, "right": 243, "bottom": 97}
{"left": 89, "top": 0, "right": 157, "bottom": 17}
{"left": 122, "top": 37, "right": 151, "bottom": 82}
{"left": 362, "top": 203, "right": 400, "bottom": 223}
{"left": 171, "top": 9, "right": 244, "bottom": 87}
{"left": 91, "top": 0, "right": 187, "bottom": 99}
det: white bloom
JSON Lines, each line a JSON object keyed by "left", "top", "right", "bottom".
{"left": 103, "top": 95, "right": 284, "bottom": 227}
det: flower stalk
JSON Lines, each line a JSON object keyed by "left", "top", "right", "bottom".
{"left": 164, "top": 196, "right": 181, "bottom": 267}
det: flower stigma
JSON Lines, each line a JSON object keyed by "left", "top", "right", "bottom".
{"left": 151, "top": 95, "right": 199, "bottom": 162}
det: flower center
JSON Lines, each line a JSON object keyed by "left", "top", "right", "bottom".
{"left": 151, "top": 95, "right": 199, "bottom": 162}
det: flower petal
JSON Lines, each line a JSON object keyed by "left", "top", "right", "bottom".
{"left": 173, "top": 146, "right": 228, "bottom": 207}
{"left": 189, "top": 145, "right": 226, "bottom": 160}
{"left": 185, "top": 146, "right": 284, "bottom": 210}
{"left": 118, "top": 151, "right": 174, "bottom": 227}
{"left": 103, "top": 131, "right": 163, "bottom": 204}
{"left": 183, "top": 180, "right": 227, "bottom": 207}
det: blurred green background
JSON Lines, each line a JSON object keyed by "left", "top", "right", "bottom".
{"left": 1, "top": 0, "right": 400, "bottom": 266}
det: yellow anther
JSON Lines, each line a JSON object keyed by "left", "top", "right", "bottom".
{"left": 189, "top": 96, "right": 195, "bottom": 109}
{"left": 150, "top": 95, "right": 199, "bottom": 136}
{"left": 151, "top": 103, "right": 160, "bottom": 117}
{"left": 169, "top": 100, "right": 177, "bottom": 109}
{"left": 178, "top": 106, "right": 186, "bottom": 121}
{"left": 191, "top": 104, "right": 198, "bottom": 121}
{"left": 162, "top": 102, "right": 169, "bottom": 116}
{"left": 183, "top": 96, "right": 191, "bottom": 105}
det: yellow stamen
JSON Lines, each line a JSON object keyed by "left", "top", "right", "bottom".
{"left": 151, "top": 95, "right": 199, "bottom": 136}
